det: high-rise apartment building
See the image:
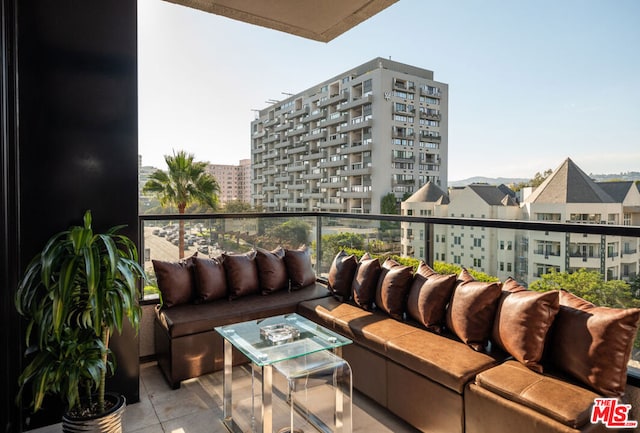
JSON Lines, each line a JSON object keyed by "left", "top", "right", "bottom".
{"left": 207, "top": 159, "right": 252, "bottom": 204}
{"left": 251, "top": 57, "right": 448, "bottom": 214}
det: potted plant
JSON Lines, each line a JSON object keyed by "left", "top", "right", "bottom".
{"left": 15, "top": 210, "right": 146, "bottom": 432}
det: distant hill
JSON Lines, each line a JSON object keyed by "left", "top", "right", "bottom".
{"left": 449, "top": 177, "right": 527, "bottom": 187}
{"left": 449, "top": 172, "right": 640, "bottom": 187}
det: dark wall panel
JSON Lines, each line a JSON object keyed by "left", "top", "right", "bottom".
{"left": 1, "top": 1, "right": 139, "bottom": 430}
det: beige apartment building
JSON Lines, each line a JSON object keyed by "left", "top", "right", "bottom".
{"left": 206, "top": 159, "right": 251, "bottom": 204}
{"left": 250, "top": 57, "right": 448, "bottom": 213}
{"left": 401, "top": 158, "right": 640, "bottom": 285}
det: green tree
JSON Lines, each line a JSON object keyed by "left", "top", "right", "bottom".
{"left": 224, "top": 200, "right": 254, "bottom": 213}
{"left": 529, "top": 268, "right": 640, "bottom": 308}
{"left": 510, "top": 168, "right": 553, "bottom": 192}
{"left": 270, "top": 220, "right": 311, "bottom": 248}
{"left": 143, "top": 150, "right": 220, "bottom": 258}
{"left": 380, "top": 192, "right": 399, "bottom": 214}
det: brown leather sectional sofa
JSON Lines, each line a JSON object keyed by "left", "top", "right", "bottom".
{"left": 153, "top": 249, "right": 640, "bottom": 433}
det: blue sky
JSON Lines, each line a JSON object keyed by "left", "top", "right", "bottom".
{"left": 138, "top": 0, "right": 640, "bottom": 181}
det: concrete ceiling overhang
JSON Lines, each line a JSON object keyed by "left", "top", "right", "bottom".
{"left": 163, "top": 0, "right": 399, "bottom": 42}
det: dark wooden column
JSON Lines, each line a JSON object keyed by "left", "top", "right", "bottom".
{"left": 1, "top": 1, "right": 139, "bottom": 430}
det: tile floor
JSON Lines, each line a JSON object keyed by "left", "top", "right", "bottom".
{"left": 30, "top": 361, "right": 419, "bottom": 433}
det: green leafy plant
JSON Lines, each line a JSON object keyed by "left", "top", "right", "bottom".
{"left": 15, "top": 210, "right": 146, "bottom": 416}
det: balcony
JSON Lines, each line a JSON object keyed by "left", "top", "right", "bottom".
{"left": 263, "top": 117, "right": 279, "bottom": 127}
{"left": 319, "top": 135, "right": 347, "bottom": 148}
{"left": 286, "top": 164, "right": 307, "bottom": 173}
{"left": 286, "top": 144, "right": 308, "bottom": 155}
{"left": 338, "top": 142, "right": 370, "bottom": 155}
{"left": 340, "top": 165, "right": 372, "bottom": 176}
{"left": 302, "top": 151, "right": 325, "bottom": 161}
{"left": 339, "top": 94, "right": 373, "bottom": 111}
{"left": 302, "top": 129, "right": 327, "bottom": 142}
{"left": 288, "top": 105, "right": 309, "bottom": 118}
{"left": 263, "top": 134, "right": 281, "bottom": 144}
{"left": 338, "top": 117, "right": 372, "bottom": 133}
{"left": 301, "top": 109, "right": 325, "bottom": 123}
{"left": 274, "top": 157, "right": 291, "bottom": 166}
{"left": 320, "top": 112, "right": 348, "bottom": 127}
{"left": 319, "top": 159, "right": 345, "bottom": 169}
{"left": 318, "top": 90, "right": 349, "bottom": 107}
{"left": 274, "top": 121, "right": 292, "bottom": 132}
{"left": 286, "top": 125, "right": 308, "bottom": 137}
{"left": 318, "top": 180, "right": 346, "bottom": 188}
{"left": 134, "top": 212, "right": 640, "bottom": 433}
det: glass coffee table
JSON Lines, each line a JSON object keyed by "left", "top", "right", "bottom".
{"left": 215, "top": 313, "right": 352, "bottom": 433}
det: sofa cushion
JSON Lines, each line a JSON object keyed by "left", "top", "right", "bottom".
{"left": 474, "top": 360, "right": 600, "bottom": 428}
{"left": 335, "top": 311, "right": 417, "bottom": 354}
{"left": 351, "top": 253, "right": 381, "bottom": 310}
{"left": 446, "top": 268, "right": 501, "bottom": 352}
{"left": 492, "top": 278, "right": 559, "bottom": 373}
{"left": 152, "top": 255, "right": 197, "bottom": 308}
{"left": 255, "top": 247, "right": 288, "bottom": 294}
{"left": 156, "top": 282, "right": 331, "bottom": 338}
{"left": 328, "top": 250, "right": 358, "bottom": 301}
{"left": 406, "top": 264, "right": 456, "bottom": 333}
{"left": 192, "top": 257, "right": 227, "bottom": 303}
{"left": 284, "top": 247, "right": 316, "bottom": 289}
{"left": 375, "top": 259, "right": 414, "bottom": 320}
{"left": 222, "top": 250, "right": 260, "bottom": 299}
{"left": 550, "top": 289, "right": 640, "bottom": 396}
{"left": 386, "top": 329, "right": 502, "bottom": 394}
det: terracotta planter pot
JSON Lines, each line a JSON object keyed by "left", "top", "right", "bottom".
{"left": 62, "top": 393, "right": 126, "bottom": 433}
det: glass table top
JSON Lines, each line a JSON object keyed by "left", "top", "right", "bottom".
{"left": 215, "top": 313, "right": 352, "bottom": 366}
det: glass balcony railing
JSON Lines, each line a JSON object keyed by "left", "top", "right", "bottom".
{"left": 139, "top": 211, "right": 640, "bottom": 382}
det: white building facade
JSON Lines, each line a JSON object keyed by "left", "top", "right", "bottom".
{"left": 401, "top": 158, "right": 640, "bottom": 285}
{"left": 251, "top": 57, "right": 448, "bottom": 214}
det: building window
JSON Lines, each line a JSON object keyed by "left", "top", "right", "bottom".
{"left": 473, "top": 258, "right": 482, "bottom": 268}
{"left": 454, "top": 255, "right": 461, "bottom": 264}
{"left": 507, "top": 263, "right": 512, "bottom": 272}
{"left": 507, "top": 241, "right": 513, "bottom": 250}
{"left": 454, "top": 236, "right": 461, "bottom": 245}
{"left": 473, "top": 238, "right": 482, "bottom": 247}
{"left": 499, "top": 262, "right": 504, "bottom": 271}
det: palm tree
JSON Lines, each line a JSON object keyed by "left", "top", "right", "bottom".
{"left": 143, "top": 150, "right": 220, "bottom": 258}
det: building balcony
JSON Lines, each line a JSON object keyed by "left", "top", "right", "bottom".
{"left": 301, "top": 172, "right": 323, "bottom": 180}
{"left": 288, "top": 183, "right": 306, "bottom": 190}
{"left": 252, "top": 146, "right": 265, "bottom": 154}
{"left": 420, "top": 87, "right": 441, "bottom": 98}
{"left": 302, "top": 151, "right": 325, "bottom": 161}
{"left": 338, "top": 143, "right": 370, "bottom": 155}
{"left": 420, "top": 111, "right": 441, "bottom": 120}
{"left": 251, "top": 177, "right": 265, "bottom": 184}
{"left": 288, "top": 105, "right": 309, "bottom": 118}
{"left": 338, "top": 117, "right": 372, "bottom": 133}
{"left": 318, "top": 180, "right": 346, "bottom": 188}
{"left": 274, "top": 174, "right": 291, "bottom": 182}
{"left": 319, "top": 135, "right": 347, "bottom": 148}
{"left": 319, "top": 159, "right": 345, "bottom": 168}
{"left": 287, "top": 202, "right": 308, "bottom": 209}
{"left": 320, "top": 112, "right": 348, "bottom": 127}
{"left": 341, "top": 190, "right": 372, "bottom": 199}
{"left": 134, "top": 211, "right": 640, "bottom": 433}
{"left": 263, "top": 134, "right": 281, "bottom": 144}
{"left": 287, "top": 126, "right": 308, "bottom": 137}
{"left": 286, "top": 164, "right": 307, "bottom": 172}
{"left": 274, "top": 121, "right": 292, "bottom": 132}
{"left": 252, "top": 129, "right": 266, "bottom": 138}
{"left": 318, "top": 201, "right": 346, "bottom": 210}
{"left": 262, "top": 185, "right": 278, "bottom": 191}
{"left": 318, "top": 90, "right": 349, "bottom": 107}
{"left": 253, "top": 162, "right": 266, "bottom": 169}
{"left": 263, "top": 117, "right": 279, "bottom": 127}
{"left": 301, "top": 109, "right": 325, "bottom": 123}
{"left": 285, "top": 144, "right": 308, "bottom": 155}
{"left": 274, "top": 192, "right": 291, "bottom": 199}
{"left": 339, "top": 94, "right": 373, "bottom": 110}
{"left": 274, "top": 157, "right": 291, "bottom": 165}
{"left": 302, "top": 129, "right": 327, "bottom": 142}
{"left": 263, "top": 167, "right": 278, "bottom": 175}
{"left": 340, "top": 166, "right": 372, "bottom": 176}
{"left": 301, "top": 192, "right": 324, "bottom": 199}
